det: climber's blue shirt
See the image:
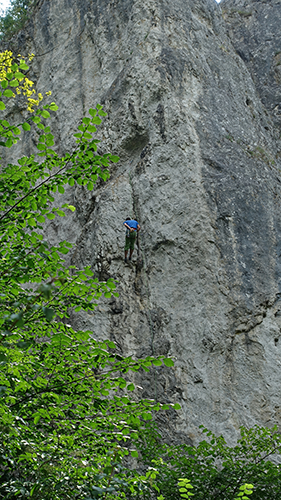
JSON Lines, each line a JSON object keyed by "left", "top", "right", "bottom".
{"left": 123, "top": 219, "right": 139, "bottom": 230}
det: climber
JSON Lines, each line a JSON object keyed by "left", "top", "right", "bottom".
{"left": 123, "top": 217, "right": 140, "bottom": 263}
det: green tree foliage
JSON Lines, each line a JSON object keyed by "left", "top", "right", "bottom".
{"left": 177, "top": 480, "right": 254, "bottom": 500}
{"left": 0, "top": 0, "right": 35, "bottom": 40}
{"left": 0, "top": 53, "right": 177, "bottom": 499}
{"left": 130, "top": 422, "right": 281, "bottom": 499}
{"left": 234, "top": 484, "right": 254, "bottom": 500}
{"left": 178, "top": 478, "right": 194, "bottom": 499}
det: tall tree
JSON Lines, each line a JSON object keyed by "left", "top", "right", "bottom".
{"left": 0, "top": 52, "right": 177, "bottom": 500}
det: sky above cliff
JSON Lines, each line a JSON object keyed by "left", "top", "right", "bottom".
{"left": 0, "top": 0, "right": 10, "bottom": 12}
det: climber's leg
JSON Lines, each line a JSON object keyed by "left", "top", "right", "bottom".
{"left": 124, "top": 236, "right": 131, "bottom": 262}
{"left": 128, "top": 232, "right": 136, "bottom": 261}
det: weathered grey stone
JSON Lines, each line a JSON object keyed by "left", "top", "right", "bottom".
{"left": 3, "top": 0, "right": 281, "bottom": 445}
{"left": 222, "top": 0, "right": 281, "bottom": 129}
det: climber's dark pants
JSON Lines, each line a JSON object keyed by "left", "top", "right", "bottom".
{"left": 125, "top": 231, "right": 137, "bottom": 251}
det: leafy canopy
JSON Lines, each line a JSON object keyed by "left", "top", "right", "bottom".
{"left": 130, "top": 421, "right": 281, "bottom": 499}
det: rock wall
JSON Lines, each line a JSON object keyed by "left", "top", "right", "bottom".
{"left": 4, "top": 0, "right": 281, "bottom": 443}
{"left": 222, "top": 0, "right": 281, "bottom": 129}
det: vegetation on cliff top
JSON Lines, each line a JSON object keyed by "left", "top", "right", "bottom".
{"left": 0, "top": 0, "right": 35, "bottom": 40}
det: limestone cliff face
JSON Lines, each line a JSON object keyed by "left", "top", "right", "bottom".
{"left": 222, "top": 0, "right": 281, "bottom": 129}
{"left": 5, "top": 0, "right": 281, "bottom": 443}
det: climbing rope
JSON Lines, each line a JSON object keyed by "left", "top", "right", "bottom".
{"left": 128, "top": 168, "right": 158, "bottom": 400}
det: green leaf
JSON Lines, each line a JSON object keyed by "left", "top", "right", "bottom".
{"left": 142, "top": 412, "right": 152, "bottom": 420}
{"left": 107, "top": 341, "right": 115, "bottom": 349}
{"left": 84, "top": 267, "right": 94, "bottom": 277}
{"left": 89, "top": 108, "right": 97, "bottom": 117}
{"left": 59, "top": 246, "right": 69, "bottom": 254}
{"left": 41, "top": 110, "right": 50, "bottom": 119}
{"left": 110, "top": 155, "right": 120, "bottom": 163}
{"left": 0, "top": 101, "right": 6, "bottom": 110}
{"left": 22, "top": 122, "right": 31, "bottom": 131}
{"left": 28, "top": 218, "right": 37, "bottom": 227}
{"left": 173, "top": 403, "right": 181, "bottom": 410}
{"left": 11, "top": 312, "right": 24, "bottom": 327}
{"left": 19, "top": 61, "right": 29, "bottom": 70}
{"left": 62, "top": 203, "right": 76, "bottom": 212}
{"left": 9, "top": 79, "right": 19, "bottom": 87}
{"left": 107, "top": 281, "right": 116, "bottom": 289}
{"left": 131, "top": 450, "right": 138, "bottom": 458}
{"left": 49, "top": 102, "right": 58, "bottom": 111}
{"left": 58, "top": 185, "right": 65, "bottom": 194}
{"left": 91, "top": 116, "right": 102, "bottom": 125}
{"left": 30, "top": 484, "right": 38, "bottom": 497}
{"left": 152, "top": 359, "right": 162, "bottom": 366}
{"left": 0, "top": 386, "right": 8, "bottom": 396}
{"left": 87, "top": 181, "right": 94, "bottom": 190}
{"left": 1, "top": 80, "right": 8, "bottom": 89}
{"left": 0, "top": 353, "right": 8, "bottom": 363}
{"left": 42, "top": 307, "right": 55, "bottom": 321}
{"left": 88, "top": 125, "right": 97, "bottom": 133}
{"left": 163, "top": 358, "right": 174, "bottom": 367}
{"left": 68, "top": 178, "right": 75, "bottom": 186}
{"left": 14, "top": 71, "right": 25, "bottom": 80}
{"left": 127, "top": 383, "right": 135, "bottom": 391}
{"left": 46, "top": 213, "right": 55, "bottom": 220}
{"left": 3, "top": 89, "right": 14, "bottom": 97}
